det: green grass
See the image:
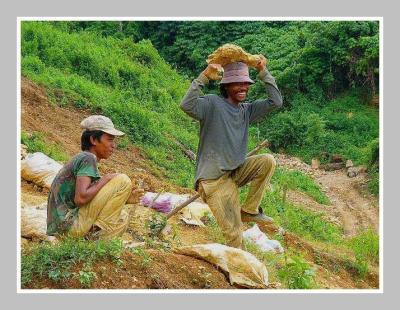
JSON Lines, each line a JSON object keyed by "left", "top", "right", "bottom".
{"left": 21, "top": 131, "right": 68, "bottom": 162}
{"left": 261, "top": 190, "right": 342, "bottom": 244}
{"left": 345, "top": 228, "right": 379, "bottom": 278}
{"left": 21, "top": 237, "right": 124, "bottom": 287}
{"left": 272, "top": 167, "right": 330, "bottom": 205}
{"left": 277, "top": 254, "right": 316, "bottom": 289}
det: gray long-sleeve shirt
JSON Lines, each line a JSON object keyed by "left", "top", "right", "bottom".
{"left": 180, "top": 69, "right": 283, "bottom": 189}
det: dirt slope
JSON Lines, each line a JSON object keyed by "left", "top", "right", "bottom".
{"left": 275, "top": 154, "right": 379, "bottom": 237}
{"left": 20, "top": 78, "right": 379, "bottom": 289}
{"left": 21, "top": 77, "right": 193, "bottom": 195}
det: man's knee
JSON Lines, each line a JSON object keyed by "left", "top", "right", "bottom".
{"left": 114, "top": 174, "right": 132, "bottom": 189}
{"left": 260, "top": 154, "right": 276, "bottom": 170}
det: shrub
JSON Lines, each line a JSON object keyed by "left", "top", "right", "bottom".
{"left": 278, "top": 255, "right": 316, "bottom": 289}
{"left": 262, "top": 111, "right": 326, "bottom": 150}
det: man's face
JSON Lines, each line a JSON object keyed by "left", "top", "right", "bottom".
{"left": 226, "top": 82, "right": 251, "bottom": 104}
{"left": 91, "top": 133, "right": 116, "bottom": 160}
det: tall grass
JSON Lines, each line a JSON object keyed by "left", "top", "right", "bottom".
{"left": 273, "top": 167, "right": 330, "bottom": 205}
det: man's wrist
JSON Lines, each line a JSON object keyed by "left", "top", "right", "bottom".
{"left": 197, "top": 73, "right": 209, "bottom": 85}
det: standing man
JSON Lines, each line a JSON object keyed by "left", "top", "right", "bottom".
{"left": 180, "top": 56, "right": 283, "bottom": 248}
{"left": 47, "top": 115, "right": 143, "bottom": 240}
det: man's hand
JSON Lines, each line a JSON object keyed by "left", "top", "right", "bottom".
{"left": 202, "top": 63, "right": 224, "bottom": 80}
{"left": 255, "top": 55, "right": 268, "bottom": 72}
{"left": 126, "top": 188, "right": 145, "bottom": 204}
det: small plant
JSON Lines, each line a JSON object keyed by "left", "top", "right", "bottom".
{"left": 145, "top": 213, "right": 167, "bottom": 236}
{"left": 261, "top": 190, "right": 342, "bottom": 244}
{"left": 75, "top": 263, "right": 97, "bottom": 288}
{"left": 21, "top": 237, "right": 124, "bottom": 287}
{"left": 278, "top": 255, "right": 316, "bottom": 289}
{"left": 346, "top": 228, "right": 379, "bottom": 278}
{"left": 348, "top": 229, "right": 379, "bottom": 264}
{"left": 130, "top": 247, "right": 152, "bottom": 268}
{"left": 117, "top": 135, "right": 130, "bottom": 150}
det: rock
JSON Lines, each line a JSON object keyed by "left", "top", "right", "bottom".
{"left": 346, "top": 160, "right": 354, "bottom": 168}
{"left": 46, "top": 236, "right": 59, "bottom": 245}
{"left": 311, "top": 159, "right": 320, "bottom": 169}
{"left": 347, "top": 167, "right": 359, "bottom": 178}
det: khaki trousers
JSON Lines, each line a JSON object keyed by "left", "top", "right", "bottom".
{"left": 198, "top": 154, "right": 276, "bottom": 248}
{"left": 69, "top": 174, "right": 132, "bottom": 240}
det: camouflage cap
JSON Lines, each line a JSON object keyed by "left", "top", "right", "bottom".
{"left": 80, "top": 115, "right": 125, "bottom": 136}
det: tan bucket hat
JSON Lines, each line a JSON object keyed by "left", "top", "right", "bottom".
{"left": 80, "top": 115, "right": 125, "bottom": 136}
{"left": 220, "top": 62, "right": 255, "bottom": 84}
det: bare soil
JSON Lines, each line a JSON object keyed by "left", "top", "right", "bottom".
{"left": 275, "top": 154, "right": 379, "bottom": 237}
{"left": 20, "top": 78, "right": 380, "bottom": 289}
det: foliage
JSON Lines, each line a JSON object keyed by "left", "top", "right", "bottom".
{"left": 129, "top": 247, "right": 152, "bottom": 268}
{"left": 347, "top": 229, "right": 379, "bottom": 265}
{"left": 204, "top": 213, "right": 226, "bottom": 244}
{"left": 278, "top": 254, "right": 316, "bottom": 289}
{"left": 21, "top": 21, "right": 379, "bottom": 192}
{"left": 21, "top": 21, "right": 198, "bottom": 187}
{"left": 344, "top": 229, "right": 379, "bottom": 278}
{"left": 145, "top": 213, "right": 167, "bottom": 236}
{"left": 261, "top": 93, "right": 379, "bottom": 168}
{"left": 21, "top": 237, "right": 124, "bottom": 287}
{"left": 21, "top": 131, "right": 68, "bottom": 162}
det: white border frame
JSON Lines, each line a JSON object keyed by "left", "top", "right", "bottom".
{"left": 16, "top": 16, "right": 384, "bottom": 294}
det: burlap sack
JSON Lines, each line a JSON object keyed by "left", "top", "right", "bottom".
{"left": 21, "top": 204, "right": 47, "bottom": 240}
{"left": 174, "top": 243, "right": 269, "bottom": 288}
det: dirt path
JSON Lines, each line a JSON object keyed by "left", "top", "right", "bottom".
{"left": 275, "top": 154, "right": 379, "bottom": 237}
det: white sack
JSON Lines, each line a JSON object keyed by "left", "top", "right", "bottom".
{"left": 174, "top": 243, "right": 269, "bottom": 288}
{"left": 21, "top": 152, "right": 62, "bottom": 189}
{"left": 243, "top": 224, "right": 284, "bottom": 254}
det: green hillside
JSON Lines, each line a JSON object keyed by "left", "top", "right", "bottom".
{"left": 21, "top": 21, "right": 199, "bottom": 187}
{"left": 21, "top": 21, "right": 379, "bottom": 194}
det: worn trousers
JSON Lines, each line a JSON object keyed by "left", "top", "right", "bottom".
{"left": 198, "top": 154, "right": 276, "bottom": 248}
{"left": 69, "top": 174, "right": 132, "bottom": 240}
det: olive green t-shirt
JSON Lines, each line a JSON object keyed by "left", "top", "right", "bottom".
{"left": 47, "top": 151, "right": 101, "bottom": 235}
